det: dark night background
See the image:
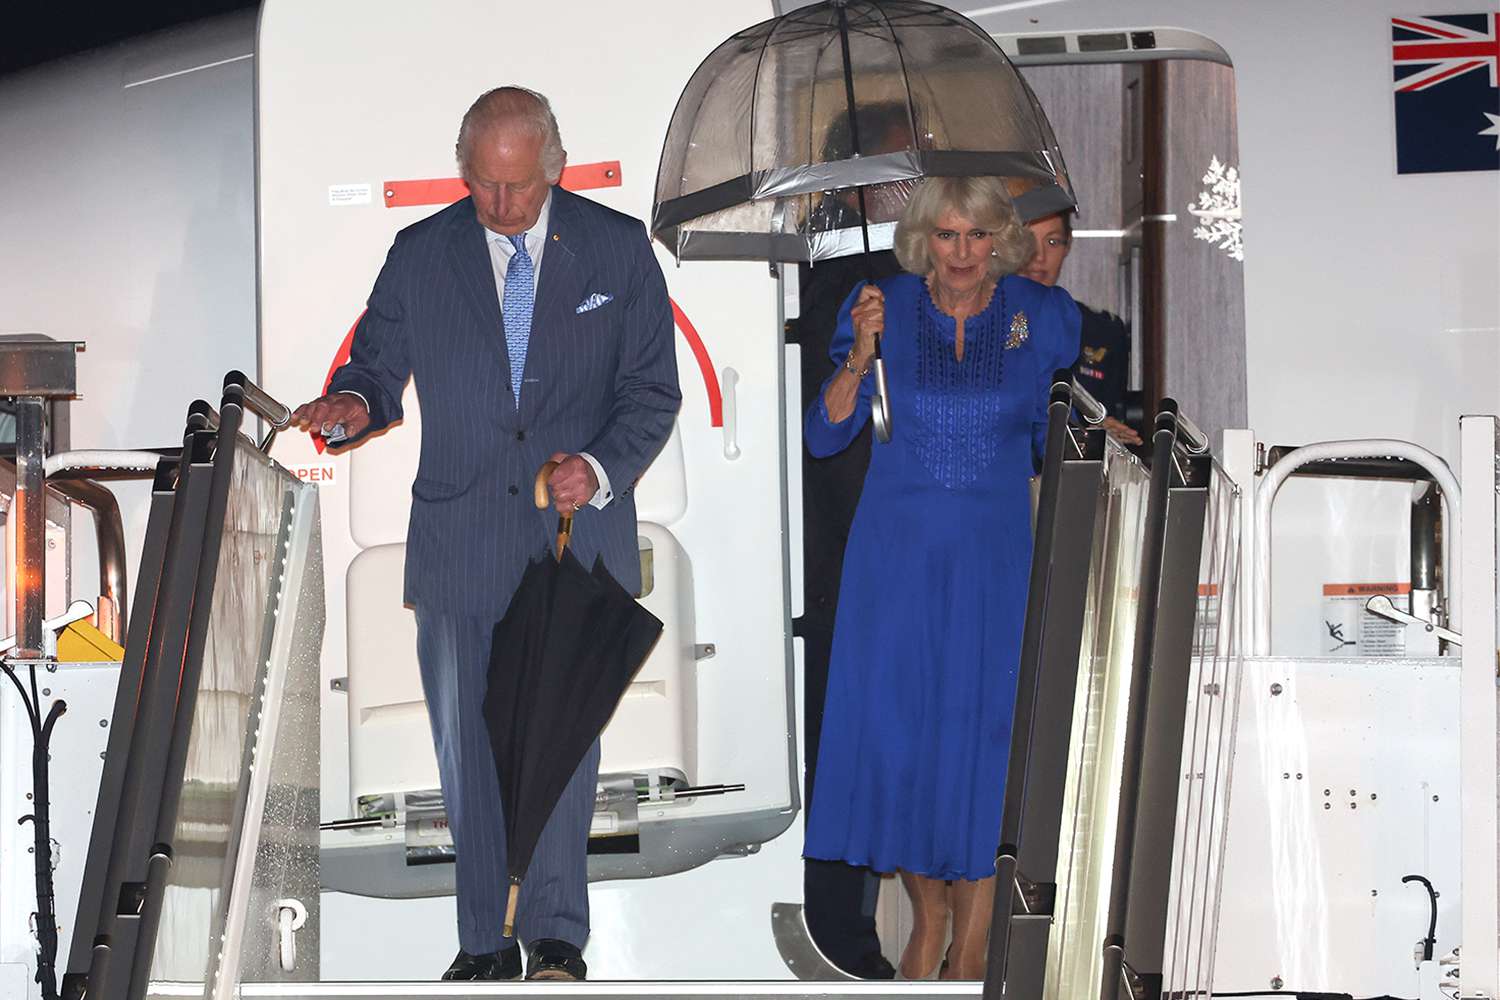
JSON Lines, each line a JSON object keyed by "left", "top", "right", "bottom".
{"left": 1, "top": 2, "right": 259, "bottom": 77}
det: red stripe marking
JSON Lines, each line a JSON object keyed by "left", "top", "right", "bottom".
{"left": 1397, "top": 59, "right": 1486, "bottom": 91}
{"left": 317, "top": 298, "right": 722, "bottom": 443}
{"left": 671, "top": 299, "right": 723, "bottom": 428}
{"left": 1392, "top": 17, "right": 1467, "bottom": 39}
{"left": 383, "top": 161, "right": 622, "bottom": 208}
{"left": 1393, "top": 40, "right": 1498, "bottom": 61}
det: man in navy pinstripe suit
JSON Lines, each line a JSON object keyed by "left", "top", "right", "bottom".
{"left": 293, "top": 86, "right": 680, "bottom": 981}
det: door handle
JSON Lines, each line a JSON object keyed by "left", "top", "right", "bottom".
{"left": 721, "top": 367, "right": 742, "bottom": 461}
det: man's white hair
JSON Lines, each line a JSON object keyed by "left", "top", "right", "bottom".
{"left": 456, "top": 86, "right": 566, "bottom": 184}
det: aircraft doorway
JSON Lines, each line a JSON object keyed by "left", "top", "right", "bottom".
{"left": 1009, "top": 34, "right": 1248, "bottom": 447}
{"left": 840, "top": 25, "right": 1256, "bottom": 985}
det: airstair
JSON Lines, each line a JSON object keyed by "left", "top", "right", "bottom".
{"left": 1, "top": 339, "right": 1495, "bottom": 999}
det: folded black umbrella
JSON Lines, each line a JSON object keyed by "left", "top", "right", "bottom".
{"left": 482, "top": 464, "right": 663, "bottom": 935}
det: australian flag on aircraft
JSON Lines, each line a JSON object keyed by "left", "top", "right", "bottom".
{"left": 1392, "top": 12, "right": 1500, "bottom": 173}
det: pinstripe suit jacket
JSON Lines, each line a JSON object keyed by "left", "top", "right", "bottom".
{"left": 330, "top": 188, "right": 681, "bottom": 618}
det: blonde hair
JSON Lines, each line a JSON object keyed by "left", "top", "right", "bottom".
{"left": 892, "top": 176, "right": 1034, "bottom": 279}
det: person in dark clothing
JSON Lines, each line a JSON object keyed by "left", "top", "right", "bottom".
{"left": 1021, "top": 210, "right": 1141, "bottom": 444}
{"left": 794, "top": 98, "right": 917, "bottom": 981}
{"left": 798, "top": 249, "right": 903, "bottom": 981}
{"left": 1073, "top": 305, "right": 1130, "bottom": 419}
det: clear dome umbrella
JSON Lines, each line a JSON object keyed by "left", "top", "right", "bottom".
{"left": 652, "top": 0, "right": 1074, "bottom": 441}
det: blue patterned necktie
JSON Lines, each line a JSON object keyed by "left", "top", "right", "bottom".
{"left": 502, "top": 233, "right": 534, "bottom": 402}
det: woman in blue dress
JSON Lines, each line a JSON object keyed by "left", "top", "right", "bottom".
{"left": 803, "top": 176, "right": 1080, "bottom": 980}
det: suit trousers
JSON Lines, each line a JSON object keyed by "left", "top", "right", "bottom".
{"left": 414, "top": 606, "right": 601, "bottom": 953}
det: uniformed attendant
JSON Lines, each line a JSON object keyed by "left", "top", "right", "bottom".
{"left": 1021, "top": 210, "right": 1141, "bottom": 444}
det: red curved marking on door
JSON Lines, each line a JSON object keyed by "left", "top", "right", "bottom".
{"left": 670, "top": 299, "right": 722, "bottom": 428}
{"left": 319, "top": 301, "right": 722, "bottom": 442}
{"left": 383, "top": 161, "right": 622, "bottom": 208}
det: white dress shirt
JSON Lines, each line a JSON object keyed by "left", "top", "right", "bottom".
{"left": 341, "top": 189, "right": 613, "bottom": 508}
{"left": 484, "top": 191, "right": 549, "bottom": 300}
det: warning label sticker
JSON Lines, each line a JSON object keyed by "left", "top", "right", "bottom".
{"left": 1193, "top": 583, "right": 1220, "bottom": 659}
{"left": 328, "top": 183, "right": 373, "bottom": 207}
{"left": 1321, "top": 582, "right": 1411, "bottom": 657}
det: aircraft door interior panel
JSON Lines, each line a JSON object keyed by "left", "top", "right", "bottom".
{"left": 342, "top": 543, "right": 437, "bottom": 805}
{"left": 261, "top": 0, "right": 796, "bottom": 911}
{"left": 607, "top": 523, "right": 698, "bottom": 787}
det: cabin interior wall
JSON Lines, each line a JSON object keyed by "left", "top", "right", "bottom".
{"left": 1018, "top": 62, "right": 1124, "bottom": 314}
{"left": 1023, "top": 57, "right": 1251, "bottom": 446}
{"left": 1160, "top": 58, "right": 1248, "bottom": 444}
{"left": 972, "top": 0, "right": 1500, "bottom": 460}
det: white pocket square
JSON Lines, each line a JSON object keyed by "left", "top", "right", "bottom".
{"left": 575, "top": 292, "right": 614, "bottom": 314}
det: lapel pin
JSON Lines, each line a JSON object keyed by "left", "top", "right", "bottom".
{"left": 552, "top": 234, "right": 560, "bottom": 242}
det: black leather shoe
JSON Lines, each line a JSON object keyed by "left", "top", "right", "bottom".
{"left": 442, "top": 945, "right": 522, "bottom": 981}
{"left": 525, "top": 938, "right": 588, "bottom": 981}
{"left": 846, "top": 950, "right": 896, "bottom": 980}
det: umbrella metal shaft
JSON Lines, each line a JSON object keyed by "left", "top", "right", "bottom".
{"left": 834, "top": 3, "right": 874, "bottom": 265}
{"left": 834, "top": 2, "right": 892, "bottom": 442}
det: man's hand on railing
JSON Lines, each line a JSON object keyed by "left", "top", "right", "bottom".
{"left": 290, "top": 393, "right": 370, "bottom": 445}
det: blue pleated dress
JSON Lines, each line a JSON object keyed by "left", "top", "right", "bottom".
{"left": 803, "top": 271, "right": 1080, "bottom": 881}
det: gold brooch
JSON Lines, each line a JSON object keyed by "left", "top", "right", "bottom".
{"left": 1006, "top": 309, "right": 1029, "bottom": 349}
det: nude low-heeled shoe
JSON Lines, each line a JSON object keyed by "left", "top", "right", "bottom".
{"left": 896, "top": 941, "right": 946, "bottom": 981}
{"left": 895, "top": 963, "right": 942, "bottom": 982}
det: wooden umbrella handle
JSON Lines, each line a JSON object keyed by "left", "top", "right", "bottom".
{"left": 503, "top": 882, "right": 520, "bottom": 938}
{"left": 533, "top": 460, "right": 573, "bottom": 559}
{"left": 532, "top": 461, "right": 559, "bottom": 509}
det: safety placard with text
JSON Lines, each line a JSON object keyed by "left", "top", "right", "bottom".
{"left": 1321, "top": 582, "right": 1410, "bottom": 656}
